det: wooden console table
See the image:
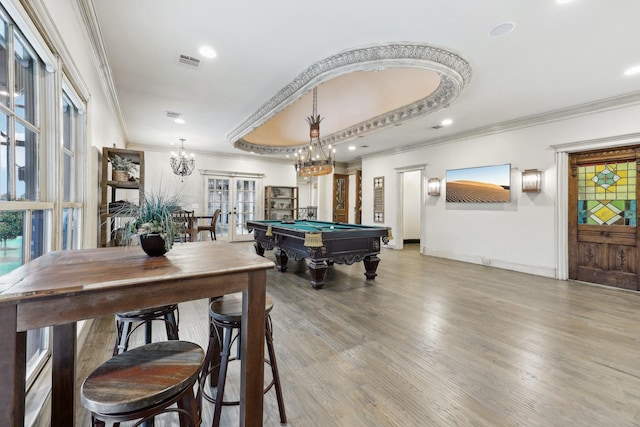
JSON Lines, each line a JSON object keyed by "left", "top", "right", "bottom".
{"left": 0, "top": 241, "right": 274, "bottom": 427}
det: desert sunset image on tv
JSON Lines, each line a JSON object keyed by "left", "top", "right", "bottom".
{"left": 446, "top": 164, "right": 511, "bottom": 203}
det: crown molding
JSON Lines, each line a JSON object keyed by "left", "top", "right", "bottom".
{"left": 362, "top": 90, "right": 640, "bottom": 161}
{"left": 75, "top": 0, "right": 126, "bottom": 139}
{"left": 127, "top": 141, "right": 295, "bottom": 164}
{"left": 229, "top": 42, "right": 472, "bottom": 155}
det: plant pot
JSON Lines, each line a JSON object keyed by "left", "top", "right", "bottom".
{"left": 139, "top": 234, "right": 167, "bottom": 257}
{"left": 112, "top": 170, "right": 128, "bottom": 182}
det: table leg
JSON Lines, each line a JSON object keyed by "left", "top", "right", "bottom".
{"left": 240, "top": 269, "right": 266, "bottom": 427}
{"left": 274, "top": 248, "right": 288, "bottom": 272}
{"left": 207, "top": 297, "right": 222, "bottom": 385}
{"left": 0, "top": 305, "right": 26, "bottom": 427}
{"left": 253, "top": 242, "right": 265, "bottom": 257}
{"left": 52, "top": 322, "right": 77, "bottom": 427}
{"left": 363, "top": 254, "right": 381, "bottom": 280}
{"left": 308, "top": 260, "right": 328, "bottom": 289}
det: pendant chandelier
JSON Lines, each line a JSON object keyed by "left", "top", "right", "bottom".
{"left": 295, "top": 87, "right": 335, "bottom": 177}
{"left": 170, "top": 138, "right": 195, "bottom": 181}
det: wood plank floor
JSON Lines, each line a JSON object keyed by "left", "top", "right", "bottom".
{"left": 75, "top": 242, "right": 640, "bottom": 426}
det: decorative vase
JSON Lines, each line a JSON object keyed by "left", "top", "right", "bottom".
{"left": 112, "top": 170, "right": 128, "bottom": 182}
{"left": 139, "top": 234, "right": 167, "bottom": 257}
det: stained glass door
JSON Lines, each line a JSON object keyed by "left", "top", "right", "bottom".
{"left": 569, "top": 148, "right": 640, "bottom": 290}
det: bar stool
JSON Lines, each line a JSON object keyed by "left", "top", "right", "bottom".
{"left": 199, "top": 293, "right": 287, "bottom": 427}
{"left": 81, "top": 340, "right": 203, "bottom": 427}
{"left": 113, "top": 304, "right": 179, "bottom": 355}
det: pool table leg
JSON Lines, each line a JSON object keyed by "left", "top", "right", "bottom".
{"left": 363, "top": 255, "right": 381, "bottom": 280}
{"left": 308, "top": 260, "right": 328, "bottom": 289}
{"left": 274, "top": 248, "right": 288, "bottom": 272}
{"left": 254, "top": 242, "right": 265, "bottom": 257}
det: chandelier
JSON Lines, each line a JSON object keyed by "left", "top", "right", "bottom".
{"left": 170, "top": 138, "right": 195, "bottom": 181}
{"left": 295, "top": 87, "right": 335, "bottom": 177}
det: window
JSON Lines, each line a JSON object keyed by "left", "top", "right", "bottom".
{"left": 0, "top": 4, "right": 85, "bottom": 391}
{"left": 0, "top": 9, "right": 49, "bottom": 390}
{"left": 61, "top": 92, "right": 83, "bottom": 250}
{"left": 577, "top": 161, "right": 636, "bottom": 226}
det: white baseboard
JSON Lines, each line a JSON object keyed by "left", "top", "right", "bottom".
{"left": 423, "top": 248, "right": 557, "bottom": 278}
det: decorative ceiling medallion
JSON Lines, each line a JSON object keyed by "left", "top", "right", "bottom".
{"left": 229, "top": 42, "right": 472, "bottom": 155}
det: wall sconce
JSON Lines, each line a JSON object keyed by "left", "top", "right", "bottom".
{"left": 522, "top": 169, "right": 542, "bottom": 193}
{"left": 427, "top": 178, "right": 441, "bottom": 196}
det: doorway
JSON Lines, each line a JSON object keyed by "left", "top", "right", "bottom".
{"left": 203, "top": 175, "right": 261, "bottom": 242}
{"left": 395, "top": 166, "right": 426, "bottom": 251}
{"left": 402, "top": 170, "right": 422, "bottom": 244}
{"left": 333, "top": 174, "right": 349, "bottom": 222}
{"left": 568, "top": 146, "right": 640, "bottom": 290}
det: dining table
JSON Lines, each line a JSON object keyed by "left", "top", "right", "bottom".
{"left": 0, "top": 240, "right": 274, "bottom": 427}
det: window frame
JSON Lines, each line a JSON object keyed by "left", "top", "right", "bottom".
{"left": 0, "top": 2, "right": 87, "bottom": 394}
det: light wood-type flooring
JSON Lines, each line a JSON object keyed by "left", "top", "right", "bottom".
{"left": 75, "top": 243, "right": 640, "bottom": 426}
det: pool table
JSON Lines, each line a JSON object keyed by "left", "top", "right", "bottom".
{"left": 246, "top": 219, "right": 392, "bottom": 289}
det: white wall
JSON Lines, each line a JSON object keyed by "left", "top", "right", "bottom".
{"left": 348, "top": 174, "right": 356, "bottom": 223}
{"left": 363, "top": 103, "right": 640, "bottom": 278}
{"left": 131, "top": 147, "right": 298, "bottom": 216}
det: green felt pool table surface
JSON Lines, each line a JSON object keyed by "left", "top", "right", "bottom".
{"left": 250, "top": 220, "right": 387, "bottom": 233}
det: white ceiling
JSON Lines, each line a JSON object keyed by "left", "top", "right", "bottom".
{"left": 90, "top": 0, "right": 640, "bottom": 164}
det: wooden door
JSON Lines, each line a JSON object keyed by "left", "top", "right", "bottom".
{"left": 333, "top": 174, "right": 349, "bottom": 223}
{"left": 568, "top": 146, "right": 640, "bottom": 290}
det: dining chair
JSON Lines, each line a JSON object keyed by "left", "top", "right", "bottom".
{"left": 197, "top": 208, "right": 221, "bottom": 241}
{"left": 173, "top": 209, "right": 196, "bottom": 242}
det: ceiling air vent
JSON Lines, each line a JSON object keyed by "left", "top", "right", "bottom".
{"left": 166, "top": 111, "right": 181, "bottom": 119}
{"left": 177, "top": 54, "right": 201, "bottom": 69}
{"left": 431, "top": 125, "right": 443, "bottom": 130}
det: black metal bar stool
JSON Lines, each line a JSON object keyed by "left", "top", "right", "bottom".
{"left": 199, "top": 293, "right": 287, "bottom": 427}
{"left": 81, "top": 340, "right": 204, "bottom": 427}
{"left": 113, "top": 304, "right": 179, "bottom": 355}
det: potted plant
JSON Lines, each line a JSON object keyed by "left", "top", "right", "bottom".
{"left": 110, "top": 154, "right": 137, "bottom": 182}
{"left": 112, "top": 190, "right": 182, "bottom": 256}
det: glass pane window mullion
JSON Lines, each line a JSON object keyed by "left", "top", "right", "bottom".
{"left": 15, "top": 120, "right": 38, "bottom": 201}
{"left": 0, "top": 111, "right": 8, "bottom": 200}
{"left": 13, "top": 31, "right": 37, "bottom": 127}
{"left": 0, "top": 17, "right": 8, "bottom": 108}
{"left": 62, "top": 95, "right": 76, "bottom": 202}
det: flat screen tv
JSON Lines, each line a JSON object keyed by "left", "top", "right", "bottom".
{"left": 446, "top": 163, "right": 511, "bottom": 203}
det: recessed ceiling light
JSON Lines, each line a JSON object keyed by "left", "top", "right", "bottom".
{"left": 624, "top": 65, "right": 640, "bottom": 76}
{"left": 348, "top": 146, "right": 356, "bottom": 151}
{"left": 556, "top": 0, "right": 576, "bottom": 4}
{"left": 441, "top": 118, "right": 453, "bottom": 126}
{"left": 174, "top": 118, "right": 185, "bottom": 124}
{"left": 489, "top": 22, "right": 515, "bottom": 37}
{"left": 198, "top": 46, "right": 217, "bottom": 59}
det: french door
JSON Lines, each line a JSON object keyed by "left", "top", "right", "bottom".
{"left": 204, "top": 174, "right": 261, "bottom": 242}
{"left": 568, "top": 146, "right": 640, "bottom": 290}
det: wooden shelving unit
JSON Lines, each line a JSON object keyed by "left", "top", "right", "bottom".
{"left": 100, "top": 147, "right": 145, "bottom": 247}
{"left": 265, "top": 186, "right": 298, "bottom": 221}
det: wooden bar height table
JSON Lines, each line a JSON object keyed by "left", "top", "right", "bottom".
{"left": 0, "top": 241, "right": 274, "bottom": 427}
